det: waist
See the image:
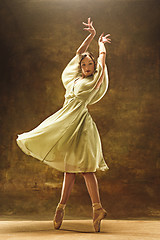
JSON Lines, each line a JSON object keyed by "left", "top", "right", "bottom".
{"left": 63, "top": 95, "right": 87, "bottom": 107}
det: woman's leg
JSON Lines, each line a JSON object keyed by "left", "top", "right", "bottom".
{"left": 82, "top": 172, "right": 101, "bottom": 204}
{"left": 82, "top": 172, "right": 107, "bottom": 232}
{"left": 54, "top": 172, "right": 76, "bottom": 229}
{"left": 59, "top": 172, "right": 76, "bottom": 204}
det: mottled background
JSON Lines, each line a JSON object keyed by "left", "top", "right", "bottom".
{"left": 0, "top": 0, "right": 160, "bottom": 220}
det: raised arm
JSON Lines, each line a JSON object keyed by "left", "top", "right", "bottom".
{"left": 76, "top": 17, "right": 96, "bottom": 55}
{"left": 95, "top": 33, "right": 111, "bottom": 89}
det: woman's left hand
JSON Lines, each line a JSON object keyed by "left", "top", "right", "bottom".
{"left": 83, "top": 17, "right": 96, "bottom": 35}
{"left": 98, "top": 33, "right": 111, "bottom": 45}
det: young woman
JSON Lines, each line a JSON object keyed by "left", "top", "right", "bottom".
{"left": 16, "top": 17, "right": 111, "bottom": 232}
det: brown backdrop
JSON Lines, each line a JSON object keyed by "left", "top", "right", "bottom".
{"left": 0, "top": 0, "right": 160, "bottom": 219}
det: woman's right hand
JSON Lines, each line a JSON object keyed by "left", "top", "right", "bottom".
{"left": 82, "top": 17, "right": 96, "bottom": 36}
{"left": 98, "top": 33, "right": 111, "bottom": 45}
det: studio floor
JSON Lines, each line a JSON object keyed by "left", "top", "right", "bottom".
{"left": 0, "top": 219, "right": 160, "bottom": 240}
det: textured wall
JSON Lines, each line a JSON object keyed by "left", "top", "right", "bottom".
{"left": 0, "top": 0, "right": 160, "bottom": 219}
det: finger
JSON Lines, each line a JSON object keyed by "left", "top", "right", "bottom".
{"left": 82, "top": 22, "right": 89, "bottom": 26}
{"left": 88, "top": 17, "right": 91, "bottom": 24}
{"left": 105, "top": 34, "right": 111, "bottom": 38}
{"left": 83, "top": 28, "right": 90, "bottom": 31}
{"left": 90, "top": 21, "right": 93, "bottom": 27}
{"left": 102, "top": 38, "right": 111, "bottom": 43}
{"left": 105, "top": 38, "right": 111, "bottom": 42}
{"left": 99, "top": 33, "right": 104, "bottom": 39}
{"left": 101, "top": 33, "right": 104, "bottom": 40}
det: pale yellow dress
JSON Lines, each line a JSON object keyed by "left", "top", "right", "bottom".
{"left": 16, "top": 54, "right": 109, "bottom": 172}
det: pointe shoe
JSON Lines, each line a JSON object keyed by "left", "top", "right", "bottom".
{"left": 53, "top": 203, "right": 66, "bottom": 229}
{"left": 92, "top": 203, "right": 107, "bottom": 232}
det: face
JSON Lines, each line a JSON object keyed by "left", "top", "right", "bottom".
{"left": 80, "top": 56, "right": 95, "bottom": 77}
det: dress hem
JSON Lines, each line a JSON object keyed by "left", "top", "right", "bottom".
{"left": 16, "top": 138, "right": 109, "bottom": 173}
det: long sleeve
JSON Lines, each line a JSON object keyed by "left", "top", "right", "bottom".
{"left": 61, "top": 54, "right": 81, "bottom": 89}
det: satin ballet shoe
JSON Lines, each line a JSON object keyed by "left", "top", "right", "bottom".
{"left": 53, "top": 203, "right": 66, "bottom": 229}
{"left": 92, "top": 203, "right": 107, "bottom": 232}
